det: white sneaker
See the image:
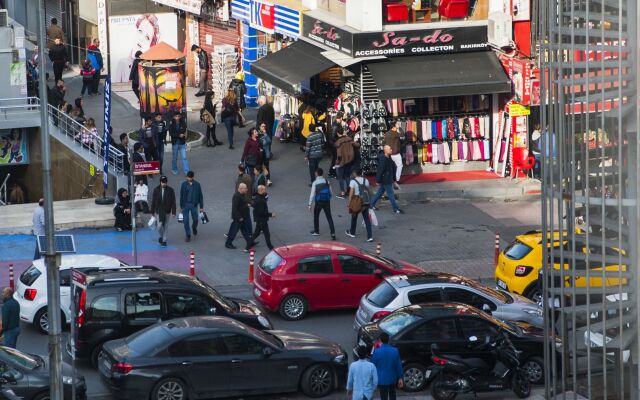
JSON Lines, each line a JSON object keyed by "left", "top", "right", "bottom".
{"left": 345, "top": 230, "right": 356, "bottom": 238}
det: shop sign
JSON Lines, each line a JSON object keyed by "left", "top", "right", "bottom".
{"left": 250, "top": 0, "right": 276, "bottom": 34}
{"left": 153, "top": 0, "right": 203, "bottom": 14}
{"left": 302, "top": 14, "right": 353, "bottom": 54}
{"left": 500, "top": 55, "right": 532, "bottom": 105}
{"left": 133, "top": 161, "right": 161, "bottom": 176}
{"left": 509, "top": 103, "right": 530, "bottom": 116}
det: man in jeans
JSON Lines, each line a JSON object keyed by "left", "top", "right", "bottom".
{"left": 347, "top": 346, "right": 378, "bottom": 400}
{"left": 170, "top": 112, "right": 190, "bottom": 175}
{"left": 179, "top": 171, "right": 203, "bottom": 242}
{"left": 371, "top": 332, "right": 403, "bottom": 400}
{"left": 370, "top": 145, "right": 404, "bottom": 214}
{"left": 191, "top": 45, "right": 209, "bottom": 96}
{"left": 1, "top": 287, "right": 20, "bottom": 348}
{"left": 305, "top": 124, "right": 324, "bottom": 186}
{"left": 150, "top": 176, "right": 176, "bottom": 247}
{"left": 308, "top": 168, "right": 336, "bottom": 240}
{"left": 384, "top": 122, "right": 403, "bottom": 190}
{"left": 345, "top": 169, "right": 373, "bottom": 242}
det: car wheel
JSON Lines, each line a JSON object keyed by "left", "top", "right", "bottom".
{"left": 33, "top": 392, "right": 50, "bottom": 400}
{"left": 152, "top": 377, "right": 188, "bottom": 400}
{"left": 525, "top": 285, "right": 543, "bottom": 307}
{"left": 34, "top": 307, "right": 66, "bottom": 335}
{"left": 522, "top": 356, "right": 544, "bottom": 384}
{"left": 300, "top": 364, "right": 333, "bottom": 398}
{"left": 90, "top": 344, "right": 103, "bottom": 369}
{"left": 402, "top": 362, "right": 428, "bottom": 392}
{"left": 279, "top": 295, "right": 308, "bottom": 321}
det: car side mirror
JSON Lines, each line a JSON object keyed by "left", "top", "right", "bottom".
{"left": 374, "top": 269, "right": 383, "bottom": 278}
{"left": 482, "top": 304, "right": 492, "bottom": 314}
{"left": 262, "top": 347, "right": 275, "bottom": 357}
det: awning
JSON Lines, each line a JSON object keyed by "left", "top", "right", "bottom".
{"left": 250, "top": 41, "right": 335, "bottom": 94}
{"left": 365, "top": 52, "right": 512, "bottom": 99}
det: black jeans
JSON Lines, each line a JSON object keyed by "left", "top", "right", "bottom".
{"left": 308, "top": 157, "right": 320, "bottom": 184}
{"left": 313, "top": 201, "right": 335, "bottom": 235}
{"left": 379, "top": 384, "right": 397, "bottom": 400}
{"left": 350, "top": 207, "right": 372, "bottom": 239}
{"left": 226, "top": 219, "right": 252, "bottom": 247}
{"left": 252, "top": 220, "right": 273, "bottom": 250}
{"left": 53, "top": 62, "right": 64, "bottom": 83}
{"left": 329, "top": 146, "right": 338, "bottom": 177}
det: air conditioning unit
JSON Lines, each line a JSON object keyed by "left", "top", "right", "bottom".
{"left": 488, "top": 12, "right": 513, "bottom": 48}
{"left": 0, "top": 10, "right": 8, "bottom": 27}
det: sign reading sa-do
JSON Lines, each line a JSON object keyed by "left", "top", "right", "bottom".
{"left": 250, "top": 0, "right": 275, "bottom": 34}
{"left": 71, "top": 268, "right": 87, "bottom": 289}
{"left": 134, "top": 161, "right": 161, "bottom": 176}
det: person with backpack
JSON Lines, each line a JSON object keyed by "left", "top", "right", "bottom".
{"left": 305, "top": 124, "right": 325, "bottom": 186}
{"left": 308, "top": 167, "right": 336, "bottom": 240}
{"left": 370, "top": 145, "right": 404, "bottom": 214}
{"left": 334, "top": 127, "right": 356, "bottom": 198}
{"left": 87, "top": 38, "right": 104, "bottom": 95}
{"left": 79, "top": 60, "right": 95, "bottom": 97}
{"left": 346, "top": 168, "right": 373, "bottom": 242}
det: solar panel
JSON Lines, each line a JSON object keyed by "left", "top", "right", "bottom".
{"left": 37, "top": 235, "right": 76, "bottom": 254}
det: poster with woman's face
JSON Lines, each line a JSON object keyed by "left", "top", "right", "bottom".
{"left": 108, "top": 13, "right": 178, "bottom": 83}
{"left": 0, "top": 128, "right": 28, "bottom": 165}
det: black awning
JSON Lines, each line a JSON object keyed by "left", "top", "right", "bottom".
{"left": 365, "top": 52, "right": 512, "bottom": 99}
{"left": 250, "top": 40, "right": 335, "bottom": 94}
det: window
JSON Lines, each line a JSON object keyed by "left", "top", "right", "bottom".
{"left": 367, "top": 282, "right": 399, "bottom": 307}
{"left": 504, "top": 240, "right": 533, "bottom": 260}
{"left": 459, "top": 318, "right": 498, "bottom": 340}
{"left": 222, "top": 333, "right": 264, "bottom": 355}
{"left": 444, "top": 288, "right": 496, "bottom": 311}
{"left": 338, "top": 255, "right": 378, "bottom": 274}
{"left": 260, "top": 251, "right": 284, "bottom": 274}
{"left": 378, "top": 311, "right": 422, "bottom": 336}
{"left": 165, "top": 293, "right": 216, "bottom": 319}
{"left": 126, "top": 326, "right": 173, "bottom": 357}
{"left": 59, "top": 269, "right": 70, "bottom": 286}
{"left": 403, "top": 318, "right": 459, "bottom": 341}
{"left": 125, "top": 292, "right": 162, "bottom": 320}
{"left": 407, "top": 289, "right": 441, "bottom": 304}
{"left": 169, "top": 334, "right": 227, "bottom": 357}
{"left": 19, "top": 265, "right": 41, "bottom": 286}
{"left": 88, "top": 295, "right": 119, "bottom": 321}
{"left": 297, "top": 255, "right": 333, "bottom": 274}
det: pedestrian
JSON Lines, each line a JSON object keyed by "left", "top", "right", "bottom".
{"left": 335, "top": 126, "right": 356, "bottom": 198}
{"left": 48, "top": 37, "right": 67, "bottom": 83}
{"left": 200, "top": 91, "right": 222, "bottom": 147}
{"left": 191, "top": 45, "right": 209, "bottom": 96}
{"left": 115, "top": 133, "right": 131, "bottom": 176}
{"left": 221, "top": 89, "right": 239, "bottom": 149}
{"left": 169, "top": 111, "right": 190, "bottom": 175}
{"left": 371, "top": 332, "right": 403, "bottom": 400}
{"left": 139, "top": 118, "right": 157, "bottom": 162}
{"left": 179, "top": 171, "right": 204, "bottom": 243}
{"left": 347, "top": 346, "right": 378, "bottom": 400}
{"left": 150, "top": 176, "right": 176, "bottom": 247}
{"left": 78, "top": 117, "right": 98, "bottom": 151}
{"left": 252, "top": 165, "right": 268, "bottom": 194}
{"left": 384, "top": 121, "right": 403, "bottom": 190}
{"left": 46, "top": 17, "right": 64, "bottom": 49}
{"left": 225, "top": 183, "right": 255, "bottom": 251}
{"left": 300, "top": 106, "right": 316, "bottom": 150}
{"left": 129, "top": 50, "right": 143, "bottom": 100}
{"left": 132, "top": 142, "right": 148, "bottom": 185}
{"left": 49, "top": 79, "right": 65, "bottom": 108}
{"left": 70, "top": 98, "right": 86, "bottom": 124}
{"left": 305, "top": 124, "right": 324, "bottom": 186}
{"left": 1, "top": 287, "right": 20, "bottom": 349}
{"left": 133, "top": 178, "right": 150, "bottom": 214}
{"left": 236, "top": 163, "right": 253, "bottom": 197}
{"left": 241, "top": 128, "right": 263, "bottom": 175}
{"left": 152, "top": 113, "right": 168, "bottom": 174}
{"left": 346, "top": 168, "right": 373, "bottom": 242}
{"left": 256, "top": 95, "right": 275, "bottom": 137}
{"left": 228, "top": 71, "right": 247, "bottom": 126}
{"left": 370, "top": 145, "right": 404, "bottom": 214}
{"left": 251, "top": 185, "right": 274, "bottom": 250}
{"left": 79, "top": 59, "right": 95, "bottom": 97}
{"left": 87, "top": 38, "right": 104, "bottom": 95}
{"left": 32, "top": 198, "right": 45, "bottom": 260}
{"left": 329, "top": 112, "right": 345, "bottom": 178}
{"left": 257, "top": 123, "right": 272, "bottom": 185}
{"left": 308, "top": 167, "right": 336, "bottom": 240}
{"left": 114, "top": 188, "right": 133, "bottom": 231}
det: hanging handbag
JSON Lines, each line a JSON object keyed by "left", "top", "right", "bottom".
{"left": 348, "top": 195, "right": 363, "bottom": 214}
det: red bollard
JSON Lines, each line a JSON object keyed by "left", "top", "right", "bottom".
{"left": 8, "top": 264, "right": 14, "bottom": 290}
{"left": 494, "top": 232, "right": 500, "bottom": 266}
{"left": 376, "top": 242, "right": 382, "bottom": 256}
{"left": 189, "top": 252, "right": 195, "bottom": 277}
{"left": 248, "top": 249, "right": 255, "bottom": 284}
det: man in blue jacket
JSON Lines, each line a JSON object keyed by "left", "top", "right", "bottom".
{"left": 370, "top": 145, "right": 404, "bottom": 214}
{"left": 371, "top": 332, "right": 403, "bottom": 400}
{"left": 180, "top": 171, "right": 204, "bottom": 242}
{"left": 87, "top": 38, "right": 104, "bottom": 95}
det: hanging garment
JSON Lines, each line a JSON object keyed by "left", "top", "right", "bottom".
{"left": 417, "top": 145, "right": 424, "bottom": 164}
{"left": 467, "top": 141, "right": 474, "bottom": 161}
{"left": 473, "top": 117, "right": 481, "bottom": 138}
{"left": 458, "top": 140, "right": 464, "bottom": 161}
{"left": 452, "top": 140, "right": 459, "bottom": 161}
{"left": 426, "top": 143, "right": 432, "bottom": 163}
{"left": 462, "top": 118, "right": 471, "bottom": 138}
{"left": 446, "top": 117, "right": 455, "bottom": 139}
{"left": 405, "top": 144, "right": 414, "bottom": 165}
{"left": 421, "top": 120, "right": 429, "bottom": 141}
{"left": 431, "top": 143, "right": 439, "bottom": 164}
{"left": 453, "top": 118, "right": 461, "bottom": 138}
{"left": 426, "top": 119, "right": 433, "bottom": 140}
{"left": 483, "top": 139, "right": 490, "bottom": 160}
{"left": 436, "top": 120, "right": 443, "bottom": 140}
{"left": 441, "top": 120, "right": 447, "bottom": 139}
{"left": 437, "top": 143, "right": 445, "bottom": 164}
{"left": 473, "top": 140, "right": 482, "bottom": 160}
{"left": 443, "top": 141, "right": 451, "bottom": 164}
{"left": 499, "top": 139, "right": 507, "bottom": 162}
{"left": 478, "top": 140, "right": 485, "bottom": 160}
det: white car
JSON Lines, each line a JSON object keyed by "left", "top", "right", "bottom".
{"left": 15, "top": 254, "right": 125, "bottom": 334}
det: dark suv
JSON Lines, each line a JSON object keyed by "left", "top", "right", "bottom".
{"left": 68, "top": 268, "right": 273, "bottom": 367}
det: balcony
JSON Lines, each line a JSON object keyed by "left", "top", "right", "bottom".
{"left": 0, "top": 97, "right": 41, "bottom": 130}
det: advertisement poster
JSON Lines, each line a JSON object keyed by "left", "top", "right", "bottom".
{"left": 0, "top": 129, "right": 28, "bottom": 165}
{"left": 139, "top": 63, "right": 186, "bottom": 118}
{"left": 250, "top": 0, "right": 275, "bottom": 34}
{"left": 108, "top": 13, "right": 178, "bottom": 83}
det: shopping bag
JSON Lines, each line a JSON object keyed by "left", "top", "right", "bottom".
{"left": 147, "top": 215, "right": 157, "bottom": 230}
{"left": 200, "top": 211, "right": 210, "bottom": 224}
{"left": 369, "top": 208, "right": 379, "bottom": 227}
{"left": 178, "top": 212, "right": 183, "bottom": 222}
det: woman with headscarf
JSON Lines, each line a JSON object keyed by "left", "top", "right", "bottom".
{"left": 200, "top": 91, "right": 222, "bottom": 147}
{"left": 114, "top": 188, "right": 132, "bottom": 231}
{"left": 229, "top": 71, "right": 247, "bottom": 126}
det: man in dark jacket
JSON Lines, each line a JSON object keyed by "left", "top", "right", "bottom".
{"left": 49, "top": 37, "right": 67, "bottom": 83}
{"left": 87, "top": 38, "right": 104, "bottom": 95}
{"left": 370, "top": 145, "right": 404, "bottom": 214}
{"left": 49, "top": 78, "right": 66, "bottom": 108}
{"left": 139, "top": 118, "right": 157, "bottom": 162}
{"left": 256, "top": 96, "right": 275, "bottom": 137}
{"left": 328, "top": 111, "right": 345, "bottom": 178}
{"left": 179, "top": 171, "right": 204, "bottom": 242}
{"left": 371, "top": 332, "right": 404, "bottom": 400}
{"left": 132, "top": 142, "right": 148, "bottom": 185}
{"left": 384, "top": 122, "right": 402, "bottom": 190}
{"left": 191, "top": 45, "right": 209, "bottom": 96}
{"left": 150, "top": 176, "right": 176, "bottom": 246}
{"left": 305, "top": 124, "right": 324, "bottom": 186}
{"left": 251, "top": 185, "right": 274, "bottom": 250}
{"left": 115, "top": 132, "right": 131, "bottom": 178}
{"left": 225, "top": 183, "right": 255, "bottom": 251}
{"left": 152, "top": 113, "right": 168, "bottom": 174}
{"left": 169, "top": 112, "right": 190, "bottom": 175}
{"left": 129, "top": 50, "right": 143, "bottom": 100}
{"left": 1, "top": 287, "right": 20, "bottom": 348}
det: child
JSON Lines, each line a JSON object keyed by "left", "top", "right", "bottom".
{"left": 80, "top": 60, "right": 95, "bottom": 97}
{"left": 134, "top": 179, "right": 149, "bottom": 213}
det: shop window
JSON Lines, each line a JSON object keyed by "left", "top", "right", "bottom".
{"left": 383, "top": 0, "right": 488, "bottom": 25}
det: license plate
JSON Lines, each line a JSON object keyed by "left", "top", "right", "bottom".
{"left": 497, "top": 279, "right": 507, "bottom": 290}
{"left": 253, "top": 287, "right": 261, "bottom": 297}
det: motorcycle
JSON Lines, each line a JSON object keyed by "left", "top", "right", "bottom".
{"left": 428, "top": 333, "right": 530, "bottom": 400}
{"left": 0, "top": 373, "right": 21, "bottom": 400}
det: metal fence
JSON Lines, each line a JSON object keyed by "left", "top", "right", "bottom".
{"left": 539, "top": 0, "right": 638, "bottom": 399}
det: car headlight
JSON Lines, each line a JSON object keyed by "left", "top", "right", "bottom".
{"left": 258, "top": 316, "right": 271, "bottom": 329}
{"left": 62, "top": 376, "right": 73, "bottom": 385}
{"left": 333, "top": 354, "right": 346, "bottom": 363}
{"left": 524, "top": 308, "right": 543, "bottom": 316}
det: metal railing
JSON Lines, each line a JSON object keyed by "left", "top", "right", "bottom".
{"left": 47, "top": 104, "right": 125, "bottom": 176}
{"left": 0, "top": 173, "right": 9, "bottom": 206}
{"left": 0, "top": 97, "right": 41, "bottom": 123}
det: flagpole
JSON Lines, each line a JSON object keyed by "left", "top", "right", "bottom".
{"left": 96, "top": 76, "right": 114, "bottom": 204}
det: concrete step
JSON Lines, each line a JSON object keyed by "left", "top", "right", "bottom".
{"left": 395, "top": 178, "right": 541, "bottom": 201}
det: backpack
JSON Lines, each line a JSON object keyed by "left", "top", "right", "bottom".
{"left": 315, "top": 182, "right": 331, "bottom": 202}
{"left": 355, "top": 178, "right": 371, "bottom": 206}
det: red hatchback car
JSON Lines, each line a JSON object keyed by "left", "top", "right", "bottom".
{"left": 253, "top": 242, "right": 423, "bottom": 320}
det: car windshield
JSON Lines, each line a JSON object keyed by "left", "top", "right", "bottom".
{"left": 504, "top": 240, "right": 533, "bottom": 260}
{"left": 197, "top": 278, "right": 236, "bottom": 311}
{"left": 126, "top": 325, "right": 174, "bottom": 356}
{"left": 0, "top": 347, "right": 39, "bottom": 370}
{"left": 466, "top": 280, "right": 513, "bottom": 304}
{"left": 378, "top": 311, "right": 422, "bottom": 336}
{"left": 362, "top": 251, "right": 403, "bottom": 269}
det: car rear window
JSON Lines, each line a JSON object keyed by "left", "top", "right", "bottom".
{"left": 20, "top": 265, "right": 42, "bottom": 286}
{"left": 504, "top": 240, "right": 533, "bottom": 260}
{"left": 259, "top": 251, "right": 284, "bottom": 274}
{"left": 126, "top": 325, "right": 173, "bottom": 356}
{"left": 367, "top": 282, "right": 398, "bottom": 307}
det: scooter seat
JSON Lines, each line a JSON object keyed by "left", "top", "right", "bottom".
{"left": 444, "top": 355, "right": 488, "bottom": 370}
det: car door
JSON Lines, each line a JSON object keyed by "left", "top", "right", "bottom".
{"left": 337, "top": 254, "right": 385, "bottom": 307}
{"left": 168, "top": 333, "right": 233, "bottom": 397}
{"left": 122, "top": 291, "right": 163, "bottom": 337}
{"left": 443, "top": 287, "right": 497, "bottom": 314}
{"left": 394, "top": 317, "right": 463, "bottom": 364}
{"left": 405, "top": 288, "right": 443, "bottom": 307}
{"left": 163, "top": 292, "right": 217, "bottom": 320}
{"left": 457, "top": 316, "right": 500, "bottom": 365}
{"left": 293, "top": 255, "right": 341, "bottom": 309}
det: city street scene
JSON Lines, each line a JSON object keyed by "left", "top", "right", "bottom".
{"left": 0, "top": 0, "right": 635, "bottom": 399}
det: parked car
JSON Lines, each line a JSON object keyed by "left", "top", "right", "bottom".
{"left": 253, "top": 242, "right": 423, "bottom": 320}
{"left": 0, "top": 345, "right": 86, "bottom": 399}
{"left": 68, "top": 268, "right": 273, "bottom": 368}
{"left": 355, "top": 303, "right": 560, "bottom": 391}
{"left": 15, "top": 254, "right": 127, "bottom": 334}
{"left": 98, "top": 316, "right": 348, "bottom": 400}
{"left": 354, "top": 272, "right": 543, "bottom": 330}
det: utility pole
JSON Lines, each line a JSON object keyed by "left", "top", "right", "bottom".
{"left": 130, "top": 149, "right": 138, "bottom": 265}
{"left": 37, "top": 0, "right": 63, "bottom": 399}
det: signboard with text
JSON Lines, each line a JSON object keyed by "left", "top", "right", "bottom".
{"left": 133, "top": 161, "right": 161, "bottom": 176}
{"left": 153, "top": 0, "right": 203, "bottom": 14}
{"left": 250, "top": 0, "right": 275, "bottom": 34}
{"left": 302, "top": 14, "right": 353, "bottom": 55}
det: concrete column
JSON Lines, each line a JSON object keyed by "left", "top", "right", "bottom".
{"left": 241, "top": 22, "right": 258, "bottom": 108}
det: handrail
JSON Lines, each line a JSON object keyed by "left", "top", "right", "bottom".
{"left": 47, "top": 105, "right": 125, "bottom": 176}
{"left": 0, "top": 97, "right": 40, "bottom": 121}
{"left": 0, "top": 173, "right": 9, "bottom": 206}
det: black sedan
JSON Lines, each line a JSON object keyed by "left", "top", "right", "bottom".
{"left": 0, "top": 346, "right": 86, "bottom": 399}
{"left": 99, "top": 316, "right": 348, "bottom": 400}
{"left": 355, "top": 303, "right": 561, "bottom": 391}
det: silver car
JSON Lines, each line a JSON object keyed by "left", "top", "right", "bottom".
{"left": 353, "top": 272, "right": 543, "bottom": 330}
